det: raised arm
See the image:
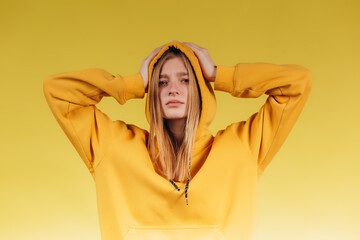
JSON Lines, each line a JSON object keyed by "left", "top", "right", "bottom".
{"left": 214, "top": 63, "right": 312, "bottom": 176}
{"left": 43, "top": 68, "right": 145, "bottom": 174}
{"left": 181, "top": 42, "right": 312, "bottom": 176}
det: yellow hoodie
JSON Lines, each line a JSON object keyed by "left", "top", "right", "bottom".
{"left": 43, "top": 41, "right": 312, "bottom": 240}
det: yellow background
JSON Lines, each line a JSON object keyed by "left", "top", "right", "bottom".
{"left": 1, "top": 0, "right": 359, "bottom": 239}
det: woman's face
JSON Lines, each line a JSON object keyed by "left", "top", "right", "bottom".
{"left": 158, "top": 56, "right": 189, "bottom": 120}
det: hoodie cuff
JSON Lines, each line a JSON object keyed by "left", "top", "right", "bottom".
{"left": 214, "top": 65, "right": 236, "bottom": 94}
{"left": 122, "top": 72, "right": 145, "bottom": 102}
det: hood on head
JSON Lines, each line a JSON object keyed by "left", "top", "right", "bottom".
{"left": 145, "top": 40, "right": 217, "bottom": 139}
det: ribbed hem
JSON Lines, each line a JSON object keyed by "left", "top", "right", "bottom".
{"left": 214, "top": 65, "right": 236, "bottom": 93}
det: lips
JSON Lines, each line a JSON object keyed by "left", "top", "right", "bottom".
{"left": 166, "top": 100, "right": 184, "bottom": 105}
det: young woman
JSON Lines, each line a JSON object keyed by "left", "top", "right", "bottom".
{"left": 43, "top": 40, "right": 312, "bottom": 240}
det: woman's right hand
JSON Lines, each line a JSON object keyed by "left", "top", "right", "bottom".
{"left": 140, "top": 45, "right": 164, "bottom": 92}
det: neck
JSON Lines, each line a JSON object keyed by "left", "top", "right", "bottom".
{"left": 165, "top": 118, "right": 186, "bottom": 143}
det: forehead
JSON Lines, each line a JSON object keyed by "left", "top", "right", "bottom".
{"left": 160, "top": 57, "right": 188, "bottom": 74}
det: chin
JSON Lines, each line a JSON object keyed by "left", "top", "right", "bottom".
{"left": 165, "top": 117, "right": 187, "bottom": 121}
{"left": 163, "top": 112, "right": 187, "bottom": 120}
{"left": 162, "top": 108, "right": 187, "bottom": 120}
{"left": 164, "top": 114, "right": 187, "bottom": 120}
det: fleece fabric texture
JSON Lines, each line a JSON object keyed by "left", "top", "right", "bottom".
{"left": 43, "top": 40, "right": 312, "bottom": 240}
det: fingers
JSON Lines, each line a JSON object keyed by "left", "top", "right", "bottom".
{"left": 143, "top": 45, "right": 164, "bottom": 65}
{"left": 182, "top": 42, "right": 207, "bottom": 55}
{"left": 148, "top": 45, "right": 164, "bottom": 60}
{"left": 181, "top": 42, "right": 216, "bottom": 82}
{"left": 140, "top": 44, "right": 166, "bottom": 92}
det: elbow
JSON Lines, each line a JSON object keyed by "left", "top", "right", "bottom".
{"left": 301, "top": 67, "right": 312, "bottom": 93}
{"left": 43, "top": 76, "right": 53, "bottom": 97}
{"left": 292, "top": 64, "right": 313, "bottom": 94}
{"left": 43, "top": 74, "right": 59, "bottom": 99}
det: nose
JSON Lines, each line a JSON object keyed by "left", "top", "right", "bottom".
{"left": 168, "top": 81, "right": 180, "bottom": 95}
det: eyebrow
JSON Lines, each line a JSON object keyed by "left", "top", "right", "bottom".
{"left": 159, "top": 72, "right": 188, "bottom": 78}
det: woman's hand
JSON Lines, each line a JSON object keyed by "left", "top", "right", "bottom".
{"left": 182, "top": 42, "right": 217, "bottom": 82}
{"left": 140, "top": 45, "right": 164, "bottom": 92}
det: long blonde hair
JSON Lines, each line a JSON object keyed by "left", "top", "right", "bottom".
{"left": 148, "top": 47, "right": 201, "bottom": 183}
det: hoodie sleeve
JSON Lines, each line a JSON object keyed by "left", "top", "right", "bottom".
{"left": 43, "top": 68, "right": 145, "bottom": 174}
{"left": 214, "top": 63, "right": 312, "bottom": 176}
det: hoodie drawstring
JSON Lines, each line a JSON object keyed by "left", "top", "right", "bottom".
{"left": 169, "top": 177, "right": 190, "bottom": 206}
{"left": 169, "top": 179, "right": 180, "bottom": 191}
{"left": 185, "top": 177, "right": 189, "bottom": 205}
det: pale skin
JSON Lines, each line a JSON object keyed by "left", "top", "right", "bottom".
{"left": 140, "top": 41, "right": 217, "bottom": 142}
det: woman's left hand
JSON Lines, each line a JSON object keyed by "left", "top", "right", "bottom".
{"left": 182, "top": 42, "right": 217, "bottom": 82}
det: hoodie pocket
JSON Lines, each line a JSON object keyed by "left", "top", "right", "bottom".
{"left": 122, "top": 225, "right": 226, "bottom": 240}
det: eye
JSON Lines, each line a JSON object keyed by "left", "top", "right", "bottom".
{"left": 158, "top": 80, "right": 168, "bottom": 86}
{"left": 182, "top": 79, "right": 189, "bottom": 83}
